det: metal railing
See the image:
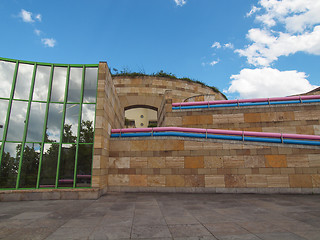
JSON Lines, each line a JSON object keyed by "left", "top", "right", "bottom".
{"left": 111, "top": 127, "right": 320, "bottom": 146}
{"left": 172, "top": 95, "right": 320, "bottom": 110}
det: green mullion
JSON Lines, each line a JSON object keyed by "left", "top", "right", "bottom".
{"left": 0, "top": 97, "right": 10, "bottom": 101}
{"left": 11, "top": 99, "right": 29, "bottom": 102}
{"left": 73, "top": 66, "right": 86, "bottom": 188}
{"left": 16, "top": 63, "right": 37, "bottom": 189}
{"left": 55, "top": 65, "right": 71, "bottom": 188}
{"left": 36, "top": 64, "right": 54, "bottom": 189}
{"left": 0, "top": 60, "right": 19, "bottom": 167}
{"left": 89, "top": 66, "right": 99, "bottom": 188}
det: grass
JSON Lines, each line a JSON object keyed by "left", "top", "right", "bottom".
{"left": 111, "top": 68, "right": 226, "bottom": 98}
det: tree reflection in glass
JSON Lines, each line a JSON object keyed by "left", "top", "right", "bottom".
{"left": 0, "top": 143, "right": 20, "bottom": 188}
{"left": 0, "top": 60, "right": 16, "bottom": 98}
{"left": 58, "top": 144, "right": 76, "bottom": 187}
{"left": 6, "top": 101, "right": 28, "bottom": 141}
{"left": 33, "top": 65, "right": 51, "bottom": 101}
{"left": 83, "top": 68, "right": 98, "bottom": 103}
{"left": 39, "top": 143, "right": 58, "bottom": 188}
{"left": 63, "top": 104, "right": 79, "bottom": 143}
{"left": 13, "top": 63, "right": 34, "bottom": 100}
{"left": 80, "top": 104, "right": 95, "bottom": 143}
{"left": 76, "top": 144, "right": 92, "bottom": 187}
{"left": 19, "top": 143, "right": 41, "bottom": 188}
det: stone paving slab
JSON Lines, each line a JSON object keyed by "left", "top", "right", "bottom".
{"left": 0, "top": 193, "right": 320, "bottom": 239}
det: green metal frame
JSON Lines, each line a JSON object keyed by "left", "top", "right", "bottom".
{"left": 0, "top": 57, "right": 98, "bottom": 190}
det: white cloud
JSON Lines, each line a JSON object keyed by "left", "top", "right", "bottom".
{"left": 246, "top": 5, "right": 261, "bottom": 17}
{"left": 223, "top": 43, "right": 234, "bottom": 49}
{"left": 174, "top": 0, "right": 186, "bottom": 7}
{"left": 226, "top": 68, "right": 317, "bottom": 98}
{"left": 19, "top": 9, "right": 34, "bottom": 23}
{"left": 211, "top": 42, "right": 221, "bottom": 49}
{"left": 34, "top": 29, "right": 41, "bottom": 36}
{"left": 236, "top": 0, "right": 320, "bottom": 67}
{"left": 209, "top": 59, "right": 219, "bottom": 66}
{"left": 19, "top": 9, "right": 42, "bottom": 23}
{"left": 41, "top": 38, "right": 56, "bottom": 48}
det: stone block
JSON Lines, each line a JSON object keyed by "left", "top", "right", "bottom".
{"left": 166, "top": 175, "right": 185, "bottom": 187}
{"left": 185, "top": 175, "right": 205, "bottom": 187}
{"left": 130, "top": 140, "right": 148, "bottom": 151}
{"left": 287, "top": 155, "right": 309, "bottom": 167}
{"left": 309, "top": 154, "right": 320, "bottom": 167}
{"left": 108, "top": 174, "right": 129, "bottom": 186}
{"left": 165, "top": 140, "right": 184, "bottom": 151}
{"left": 223, "top": 156, "right": 245, "bottom": 168}
{"left": 204, "top": 156, "right": 223, "bottom": 168}
{"left": 244, "top": 155, "right": 265, "bottom": 168}
{"left": 205, "top": 175, "right": 225, "bottom": 187}
{"left": 165, "top": 157, "right": 184, "bottom": 168}
{"left": 61, "top": 191, "right": 78, "bottom": 200}
{"left": 184, "top": 156, "right": 204, "bottom": 168}
{"left": 244, "top": 113, "right": 261, "bottom": 123}
{"left": 78, "top": 191, "right": 99, "bottom": 200}
{"left": 266, "top": 175, "right": 289, "bottom": 187}
{"left": 130, "top": 175, "right": 147, "bottom": 186}
{"left": 265, "top": 155, "right": 287, "bottom": 168}
{"left": 289, "top": 174, "right": 313, "bottom": 188}
{"left": 225, "top": 175, "right": 246, "bottom": 188}
{"left": 130, "top": 157, "right": 148, "bottom": 168}
{"left": 109, "top": 157, "right": 130, "bottom": 168}
{"left": 246, "top": 175, "right": 267, "bottom": 187}
{"left": 147, "top": 175, "right": 166, "bottom": 187}
{"left": 311, "top": 174, "right": 320, "bottom": 187}
{"left": 148, "top": 157, "right": 166, "bottom": 168}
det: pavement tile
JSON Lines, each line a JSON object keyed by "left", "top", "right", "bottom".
{"left": 256, "top": 232, "right": 307, "bottom": 240}
{"left": 89, "top": 225, "right": 132, "bottom": 239}
{"left": 131, "top": 225, "right": 172, "bottom": 238}
{"left": 204, "top": 222, "right": 250, "bottom": 236}
{"left": 216, "top": 234, "right": 262, "bottom": 240}
{"left": 237, "top": 221, "right": 287, "bottom": 233}
{"left": 45, "top": 227, "right": 94, "bottom": 240}
{"left": 294, "top": 231, "right": 320, "bottom": 240}
{"left": 168, "top": 224, "right": 213, "bottom": 238}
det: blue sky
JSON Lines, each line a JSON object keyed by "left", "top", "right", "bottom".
{"left": 0, "top": 0, "right": 319, "bottom": 99}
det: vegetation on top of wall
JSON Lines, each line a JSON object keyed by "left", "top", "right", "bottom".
{"left": 111, "top": 68, "right": 225, "bottom": 97}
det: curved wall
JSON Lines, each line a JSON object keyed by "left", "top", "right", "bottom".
{"left": 113, "top": 76, "right": 226, "bottom": 110}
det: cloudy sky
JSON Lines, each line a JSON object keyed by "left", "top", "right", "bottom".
{"left": 0, "top": 0, "right": 319, "bottom": 99}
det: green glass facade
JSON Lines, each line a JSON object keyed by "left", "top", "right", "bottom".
{"left": 0, "top": 57, "right": 98, "bottom": 189}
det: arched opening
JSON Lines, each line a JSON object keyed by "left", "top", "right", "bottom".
{"left": 124, "top": 105, "right": 158, "bottom": 128}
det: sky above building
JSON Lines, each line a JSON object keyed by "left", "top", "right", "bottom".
{"left": 0, "top": 0, "right": 319, "bottom": 99}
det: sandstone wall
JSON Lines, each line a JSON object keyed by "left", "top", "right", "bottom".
{"left": 113, "top": 76, "right": 226, "bottom": 111}
{"left": 92, "top": 62, "right": 124, "bottom": 192}
{"left": 163, "top": 103, "right": 320, "bottom": 135}
{"left": 108, "top": 137, "right": 320, "bottom": 193}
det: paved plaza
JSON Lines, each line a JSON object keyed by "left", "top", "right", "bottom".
{"left": 0, "top": 193, "right": 320, "bottom": 239}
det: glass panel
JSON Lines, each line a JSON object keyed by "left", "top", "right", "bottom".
{"left": 67, "top": 67, "right": 82, "bottom": 103}
{"left": 63, "top": 104, "right": 79, "bottom": 143}
{"left": 39, "top": 143, "right": 58, "bottom": 188}
{"left": 14, "top": 63, "right": 34, "bottom": 100}
{"left": 19, "top": 143, "right": 41, "bottom": 188}
{"left": 50, "top": 67, "right": 67, "bottom": 102}
{"left": 26, "top": 102, "right": 46, "bottom": 142}
{"left": 0, "top": 60, "right": 16, "bottom": 98}
{"left": 80, "top": 104, "right": 95, "bottom": 143}
{"left": 46, "top": 103, "right": 63, "bottom": 142}
{"left": 58, "top": 144, "right": 76, "bottom": 187}
{"left": 33, "top": 65, "right": 51, "bottom": 101}
{"left": 0, "top": 100, "right": 9, "bottom": 141}
{"left": 6, "top": 101, "right": 28, "bottom": 141}
{"left": 0, "top": 142, "right": 20, "bottom": 188}
{"left": 83, "top": 68, "right": 98, "bottom": 103}
{"left": 76, "top": 144, "right": 92, "bottom": 187}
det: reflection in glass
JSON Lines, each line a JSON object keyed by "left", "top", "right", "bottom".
{"left": 33, "top": 65, "right": 51, "bottom": 101}
{"left": 14, "top": 63, "right": 34, "bottom": 100}
{"left": 63, "top": 104, "right": 79, "bottom": 143}
{"left": 6, "top": 101, "right": 28, "bottom": 141}
{"left": 46, "top": 103, "right": 63, "bottom": 142}
{"left": 76, "top": 144, "right": 92, "bottom": 187}
{"left": 80, "top": 104, "right": 95, "bottom": 143}
{"left": 39, "top": 143, "right": 58, "bottom": 188}
{"left": 67, "top": 67, "right": 82, "bottom": 103}
{"left": 51, "top": 67, "right": 67, "bottom": 102}
{"left": 26, "top": 102, "right": 46, "bottom": 142}
{"left": 83, "top": 68, "right": 98, "bottom": 103}
{"left": 0, "top": 60, "right": 16, "bottom": 98}
{"left": 0, "top": 100, "right": 9, "bottom": 141}
{"left": 19, "top": 143, "right": 41, "bottom": 188}
{"left": 0, "top": 143, "right": 20, "bottom": 188}
{"left": 58, "top": 144, "right": 76, "bottom": 187}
